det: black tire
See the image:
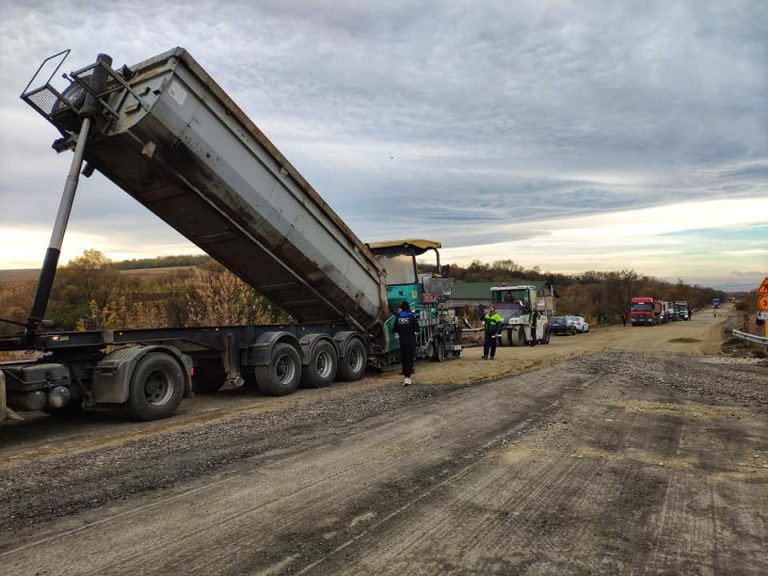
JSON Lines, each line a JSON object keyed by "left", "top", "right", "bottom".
{"left": 254, "top": 343, "right": 301, "bottom": 396}
{"left": 512, "top": 327, "right": 525, "bottom": 346}
{"left": 300, "top": 340, "right": 338, "bottom": 388}
{"left": 431, "top": 339, "right": 446, "bottom": 362}
{"left": 337, "top": 338, "right": 367, "bottom": 382}
{"left": 569, "top": 326, "right": 577, "bottom": 336}
{"left": 540, "top": 327, "right": 550, "bottom": 345}
{"left": 124, "top": 353, "right": 185, "bottom": 421}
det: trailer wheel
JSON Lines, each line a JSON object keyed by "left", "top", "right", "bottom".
{"left": 254, "top": 343, "right": 301, "bottom": 396}
{"left": 337, "top": 338, "right": 367, "bottom": 382}
{"left": 431, "top": 339, "right": 446, "bottom": 362}
{"left": 124, "top": 353, "right": 184, "bottom": 421}
{"left": 301, "top": 341, "right": 337, "bottom": 388}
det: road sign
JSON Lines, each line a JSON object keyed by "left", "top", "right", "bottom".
{"left": 759, "top": 277, "right": 768, "bottom": 294}
{"left": 758, "top": 294, "right": 768, "bottom": 312}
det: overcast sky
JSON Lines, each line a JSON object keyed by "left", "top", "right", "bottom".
{"left": 0, "top": 0, "right": 765, "bottom": 290}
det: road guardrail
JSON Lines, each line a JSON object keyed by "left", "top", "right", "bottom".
{"left": 732, "top": 329, "right": 768, "bottom": 346}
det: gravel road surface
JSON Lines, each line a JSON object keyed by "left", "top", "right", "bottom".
{"left": 1, "top": 305, "right": 765, "bottom": 575}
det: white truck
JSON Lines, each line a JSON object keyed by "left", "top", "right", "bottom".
{"left": 660, "top": 301, "right": 676, "bottom": 323}
{"left": 489, "top": 285, "right": 552, "bottom": 346}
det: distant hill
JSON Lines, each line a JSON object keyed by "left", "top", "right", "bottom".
{"left": 0, "top": 269, "right": 39, "bottom": 282}
{"left": 0, "top": 255, "right": 212, "bottom": 284}
{"left": 0, "top": 266, "right": 206, "bottom": 283}
{"left": 117, "top": 254, "right": 210, "bottom": 270}
{"left": 120, "top": 265, "right": 201, "bottom": 277}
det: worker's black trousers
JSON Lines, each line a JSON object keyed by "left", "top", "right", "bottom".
{"left": 483, "top": 332, "right": 497, "bottom": 358}
{"left": 400, "top": 343, "right": 416, "bottom": 377}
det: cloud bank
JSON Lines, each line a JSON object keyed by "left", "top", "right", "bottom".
{"left": 0, "top": 0, "right": 765, "bottom": 290}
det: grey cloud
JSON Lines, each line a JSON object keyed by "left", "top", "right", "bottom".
{"left": 0, "top": 0, "right": 765, "bottom": 283}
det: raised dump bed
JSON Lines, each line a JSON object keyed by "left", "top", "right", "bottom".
{"left": 30, "top": 48, "right": 388, "bottom": 332}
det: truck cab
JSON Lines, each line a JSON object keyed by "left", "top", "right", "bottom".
{"left": 629, "top": 297, "right": 661, "bottom": 326}
{"left": 660, "top": 301, "right": 676, "bottom": 323}
{"left": 674, "top": 301, "right": 690, "bottom": 321}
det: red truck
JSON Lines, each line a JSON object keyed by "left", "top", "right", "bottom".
{"left": 629, "top": 297, "right": 662, "bottom": 326}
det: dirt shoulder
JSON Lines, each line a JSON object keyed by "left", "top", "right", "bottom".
{"left": 1, "top": 304, "right": 765, "bottom": 574}
{"left": 1, "top": 346, "right": 765, "bottom": 575}
{"left": 381, "top": 302, "right": 743, "bottom": 386}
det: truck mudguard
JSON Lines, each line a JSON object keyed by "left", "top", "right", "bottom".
{"left": 298, "top": 333, "right": 339, "bottom": 366}
{"left": 91, "top": 345, "right": 192, "bottom": 404}
{"left": 332, "top": 331, "right": 368, "bottom": 357}
{"left": 243, "top": 331, "right": 302, "bottom": 366}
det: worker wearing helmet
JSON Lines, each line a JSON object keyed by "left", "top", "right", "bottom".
{"left": 482, "top": 305, "right": 503, "bottom": 359}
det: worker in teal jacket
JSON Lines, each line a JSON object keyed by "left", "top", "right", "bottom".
{"left": 482, "top": 305, "right": 503, "bottom": 359}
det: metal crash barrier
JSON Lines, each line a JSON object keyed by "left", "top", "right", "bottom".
{"left": 731, "top": 329, "right": 768, "bottom": 347}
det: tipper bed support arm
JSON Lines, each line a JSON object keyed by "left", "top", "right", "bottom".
{"left": 26, "top": 54, "right": 112, "bottom": 335}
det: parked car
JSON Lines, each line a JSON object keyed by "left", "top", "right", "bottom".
{"left": 566, "top": 315, "right": 590, "bottom": 333}
{"left": 548, "top": 316, "right": 577, "bottom": 336}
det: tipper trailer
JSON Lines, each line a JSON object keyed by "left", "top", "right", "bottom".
{"left": 0, "top": 48, "right": 461, "bottom": 422}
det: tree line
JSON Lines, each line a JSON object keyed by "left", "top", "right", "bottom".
{"left": 430, "top": 258, "right": 730, "bottom": 324}
{"left": 117, "top": 254, "right": 210, "bottom": 270}
{"left": 0, "top": 251, "right": 734, "bottom": 335}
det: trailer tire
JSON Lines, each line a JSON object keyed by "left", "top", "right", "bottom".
{"left": 431, "top": 339, "right": 446, "bottom": 362}
{"left": 337, "top": 338, "right": 367, "bottom": 382}
{"left": 124, "top": 353, "right": 184, "bottom": 421}
{"left": 301, "top": 340, "right": 337, "bottom": 388}
{"left": 254, "top": 343, "right": 301, "bottom": 396}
